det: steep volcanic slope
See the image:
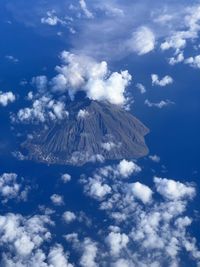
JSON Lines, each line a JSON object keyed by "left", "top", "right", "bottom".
{"left": 22, "top": 100, "right": 149, "bottom": 165}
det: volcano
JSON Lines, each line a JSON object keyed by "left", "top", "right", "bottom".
{"left": 21, "top": 100, "right": 149, "bottom": 166}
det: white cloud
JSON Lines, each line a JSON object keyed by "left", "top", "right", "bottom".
{"left": 64, "top": 233, "right": 79, "bottom": 244}
{"left": 117, "top": 159, "right": 141, "bottom": 178}
{"left": 184, "top": 55, "right": 200, "bottom": 68}
{"left": 79, "top": 160, "right": 200, "bottom": 266}
{"left": 145, "top": 99, "right": 174, "bottom": 108}
{"left": 0, "top": 213, "right": 55, "bottom": 266}
{"left": 169, "top": 52, "right": 184, "bottom": 65}
{"left": 52, "top": 101, "right": 68, "bottom": 120}
{"left": 62, "top": 211, "right": 76, "bottom": 223}
{"left": 84, "top": 178, "right": 112, "bottom": 200}
{"left": 0, "top": 173, "right": 20, "bottom": 202}
{"left": 0, "top": 91, "right": 16, "bottom": 106}
{"left": 51, "top": 51, "right": 132, "bottom": 105}
{"left": 63, "top": 3, "right": 159, "bottom": 60}
{"left": 112, "top": 258, "right": 131, "bottom": 267}
{"left": 175, "top": 216, "right": 192, "bottom": 229}
{"left": 105, "top": 181, "right": 199, "bottom": 264}
{"left": 136, "top": 83, "right": 146, "bottom": 94}
{"left": 81, "top": 160, "right": 142, "bottom": 202}
{"left": 41, "top": 10, "right": 66, "bottom": 26}
{"left": 14, "top": 235, "right": 35, "bottom": 257}
{"left": 154, "top": 177, "right": 196, "bottom": 200}
{"left": 0, "top": 173, "right": 28, "bottom": 203}
{"left": 9, "top": 1, "right": 200, "bottom": 63}
{"left": 106, "top": 232, "right": 129, "bottom": 256}
{"left": 27, "top": 91, "right": 34, "bottom": 100}
{"left": 80, "top": 238, "right": 98, "bottom": 267}
{"left": 131, "top": 182, "right": 153, "bottom": 204}
{"left": 151, "top": 74, "right": 173, "bottom": 87}
{"left": 15, "top": 96, "right": 69, "bottom": 123}
{"left": 50, "top": 194, "right": 65, "bottom": 206}
{"left": 41, "top": 15, "right": 59, "bottom": 26}
{"left": 48, "top": 244, "right": 73, "bottom": 267}
{"left": 1, "top": 244, "right": 73, "bottom": 267}
{"left": 149, "top": 154, "right": 160, "bottom": 163}
{"left": 98, "top": 160, "right": 141, "bottom": 180}
{"left": 101, "top": 142, "right": 118, "bottom": 151}
{"left": 61, "top": 173, "right": 71, "bottom": 183}
{"left": 77, "top": 109, "right": 89, "bottom": 119}
{"left": 160, "top": 5, "right": 200, "bottom": 54}
{"left": 161, "top": 33, "right": 187, "bottom": 52}
{"left": 127, "top": 26, "right": 155, "bottom": 55}
{"left": 79, "top": 0, "right": 94, "bottom": 19}
{"left": 32, "top": 75, "right": 48, "bottom": 92}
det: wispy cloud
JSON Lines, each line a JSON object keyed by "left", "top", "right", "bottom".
{"left": 145, "top": 99, "right": 174, "bottom": 108}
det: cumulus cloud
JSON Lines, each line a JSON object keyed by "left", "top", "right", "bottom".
{"left": 184, "top": 55, "right": 200, "bottom": 68}
{"left": 106, "top": 232, "right": 129, "bottom": 256}
{"left": 168, "top": 49, "right": 200, "bottom": 68}
{"left": 77, "top": 109, "right": 89, "bottom": 119}
{"left": 145, "top": 99, "right": 174, "bottom": 108}
{"left": 41, "top": 10, "right": 66, "bottom": 26}
{"left": 0, "top": 91, "right": 16, "bottom": 106}
{"left": 50, "top": 194, "right": 65, "bottom": 206}
{"left": 136, "top": 83, "right": 146, "bottom": 94}
{"left": 82, "top": 161, "right": 200, "bottom": 266}
{"left": 101, "top": 141, "right": 118, "bottom": 151}
{"left": 83, "top": 177, "right": 112, "bottom": 200}
{"left": 117, "top": 159, "right": 141, "bottom": 178}
{"left": 81, "top": 159, "right": 141, "bottom": 202}
{"left": 27, "top": 91, "right": 34, "bottom": 100}
{"left": 32, "top": 75, "right": 48, "bottom": 92}
{"left": 48, "top": 244, "right": 73, "bottom": 267}
{"left": 62, "top": 211, "right": 76, "bottom": 223}
{"left": 131, "top": 182, "right": 153, "bottom": 204}
{"left": 65, "top": 233, "right": 79, "bottom": 244}
{"left": 151, "top": 74, "right": 173, "bottom": 87}
{"left": 61, "top": 173, "right": 71, "bottom": 183}
{"left": 126, "top": 26, "right": 155, "bottom": 55}
{"left": 112, "top": 258, "right": 131, "bottom": 267}
{"left": 160, "top": 5, "right": 200, "bottom": 53}
{"left": 0, "top": 173, "right": 28, "bottom": 203}
{"left": 149, "top": 154, "right": 160, "bottom": 163}
{"left": 0, "top": 162, "right": 197, "bottom": 267}
{"left": 161, "top": 33, "right": 187, "bottom": 52}
{"left": 0, "top": 213, "right": 63, "bottom": 266}
{"left": 14, "top": 95, "right": 69, "bottom": 123}
{"left": 169, "top": 52, "right": 184, "bottom": 65}
{"left": 80, "top": 238, "right": 98, "bottom": 267}
{"left": 51, "top": 51, "right": 132, "bottom": 105}
{"left": 154, "top": 177, "right": 196, "bottom": 200}
{"left": 0, "top": 212, "right": 73, "bottom": 266}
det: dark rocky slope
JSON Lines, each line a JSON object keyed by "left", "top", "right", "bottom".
{"left": 22, "top": 100, "right": 149, "bottom": 166}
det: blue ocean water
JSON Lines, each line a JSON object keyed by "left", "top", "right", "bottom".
{"left": 0, "top": 3, "right": 200, "bottom": 266}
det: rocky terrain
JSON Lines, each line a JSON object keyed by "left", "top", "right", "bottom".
{"left": 21, "top": 100, "right": 149, "bottom": 166}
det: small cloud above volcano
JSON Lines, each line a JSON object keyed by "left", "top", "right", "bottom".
{"left": 51, "top": 51, "right": 132, "bottom": 105}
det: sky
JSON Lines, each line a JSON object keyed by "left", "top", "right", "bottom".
{"left": 0, "top": 0, "right": 200, "bottom": 266}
